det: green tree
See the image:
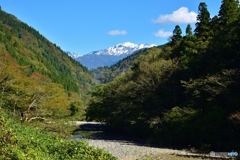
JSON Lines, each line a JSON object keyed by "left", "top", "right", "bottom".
{"left": 161, "top": 106, "right": 198, "bottom": 145}
{"left": 86, "top": 85, "right": 111, "bottom": 123}
{"left": 170, "top": 25, "right": 183, "bottom": 56}
{"left": 218, "top": 0, "right": 239, "bottom": 27}
{"left": 185, "top": 24, "right": 193, "bottom": 36}
{"left": 208, "top": 0, "right": 240, "bottom": 70}
{"left": 194, "top": 2, "right": 211, "bottom": 40}
{"left": 171, "top": 25, "right": 182, "bottom": 44}
{"left": 179, "top": 27, "right": 197, "bottom": 68}
{"left": 209, "top": 15, "right": 219, "bottom": 37}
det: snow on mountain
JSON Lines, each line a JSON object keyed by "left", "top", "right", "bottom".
{"left": 68, "top": 42, "right": 156, "bottom": 69}
{"left": 66, "top": 51, "right": 83, "bottom": 59}
{"left": 89, "top": 42, "right": 156, "bottom": 56}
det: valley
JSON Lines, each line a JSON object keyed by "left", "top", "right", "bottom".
{"left": 1, "top": 1, "right": 240, "bottom": 159}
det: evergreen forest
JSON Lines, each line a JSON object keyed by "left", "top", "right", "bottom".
{"left": 86, "top": 1, "right": 240, "bottom": 151}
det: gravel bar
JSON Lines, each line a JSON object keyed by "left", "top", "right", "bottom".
{"left": 86, "top": 139, "right": 189, "bottom": 160}
{"left": 82, "top": 132, "right": 188, "bottom": 160}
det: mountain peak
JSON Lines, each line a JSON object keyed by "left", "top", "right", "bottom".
{"left": 68, "top": 42, "right": 156, "bottom": 69}
{"left": 66, "top": 51, "right": 83, "bottom": 59}
{"left": 118, "top": 42, "right": 137, "bottom": 47}
{"left": 91, "top": 42, "right": 156, "bottom": 56}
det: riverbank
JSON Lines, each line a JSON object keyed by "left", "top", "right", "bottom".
{"left": 85, "top": 138, "right": 185, "bottom": 160}
{"left": 81, "top": 132, "right": 209, "bottom": 160}
{"left": 73, "top": 122, "right": 236, "bottom": 160}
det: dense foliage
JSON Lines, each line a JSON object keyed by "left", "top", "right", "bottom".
{"left": 0, "top": 8, "right": 95, "bottom": 121}
{"left": 0, "top": 109, "right": 116, "bottom": 160}
{"left": 86, "top": 1, "right": 240, "bottom": 151}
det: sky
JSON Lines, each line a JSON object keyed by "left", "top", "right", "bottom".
{"left": 1, "top": 0, "right": 222, "bottom": 55}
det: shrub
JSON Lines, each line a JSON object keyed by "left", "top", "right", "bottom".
{"left": 0, "top": 109, "right": 116, "bottom": 160}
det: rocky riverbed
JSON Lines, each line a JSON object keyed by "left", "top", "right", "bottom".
{"left": 86, "top": 138, "right": 186, "bottom": 160}
{"left": 73, "top": 122, "right": 222, "bottom": 160}
{"left": 82, "top": 132, "right": 207, "bottom": 160}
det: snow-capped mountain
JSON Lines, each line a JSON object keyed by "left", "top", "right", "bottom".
{"left": 68, "top": 42, "right": 156, "bottom": 69}
{"left": 89, "top": 42, "right": 155, "bottom": 56}
{"left": 66, "top": 52, "right": 82, "bottom": 59}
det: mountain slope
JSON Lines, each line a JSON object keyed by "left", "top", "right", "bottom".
{"left": 69, "top": 42, "right": 156, "bottom": 69}
{"left": 0, "top": 9, "right": 95, "bottom": 119}
{"left": 91, "top": 45, "right": 165, "bottom": 83}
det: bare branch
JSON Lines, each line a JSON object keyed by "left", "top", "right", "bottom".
{"left": 27, "top": 117, "right": 46, "bottom": 123}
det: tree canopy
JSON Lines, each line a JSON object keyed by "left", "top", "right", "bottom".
{"left": 86, "top": 0, "right": 240, "bottom": 151}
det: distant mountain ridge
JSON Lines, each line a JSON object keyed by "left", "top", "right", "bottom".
{"left": 91, "top": 45, "right": 164, "bottom": 83}
{"left": 67, "top": 42, "right": 156, "bottom": 69}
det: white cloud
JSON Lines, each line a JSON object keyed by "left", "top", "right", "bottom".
{"left": 153, "top": 7, "right": 197, "bottom": 24}
{"left": 154, "top": 29, "right": 172, "bottom": 38}
{"left": 108, "top": 30, "right": 127, "bottom": 36}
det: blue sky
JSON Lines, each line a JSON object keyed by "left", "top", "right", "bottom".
{"left": 1, "top": 0, "right": 221, "bottom": 55}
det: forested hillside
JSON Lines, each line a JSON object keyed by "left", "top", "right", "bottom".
{"left": 86, "top": 1, "right": 240, "bottom": 151}
{"left": 0, "top": 8, "right": 119, "bottom": 159}
{"left": 0, "top": 8, "right": 95, "bottom": 121}
{"left": 91, "top": 46, "right": 164, "bottom": 83}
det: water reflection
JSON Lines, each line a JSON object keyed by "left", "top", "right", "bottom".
{"left": 73, "top": 130, "right": 103, "bottom": 139}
